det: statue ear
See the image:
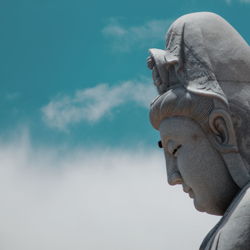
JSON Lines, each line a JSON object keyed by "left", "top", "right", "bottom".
{"left": 208, "top": 109, "right": 238, "bottom": 153}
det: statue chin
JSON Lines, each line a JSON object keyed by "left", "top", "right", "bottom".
{"left": 194, "top": 199, "right": 223, "bottom": 216}
{"left": 193, "top": 200, "right": 206, "bottom": 213}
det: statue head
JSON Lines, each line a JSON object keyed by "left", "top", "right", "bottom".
{"left": 148, "top": 12, "right": 250, "bottom": 215}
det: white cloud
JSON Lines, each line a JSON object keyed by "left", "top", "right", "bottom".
{"left": 41, "top": 79, "right": 157, "bottom": 130}
{"left": 102, "top": 19, "right": 172, "bottom": 52}
{"left": 0, "top": 134, "right": 219, "bottom": 250}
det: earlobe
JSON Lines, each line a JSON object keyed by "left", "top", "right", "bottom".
{"left": 208, "top": 109, "right": 238, "bottom": 153}
{"left": 209, "top": 109, "right": 250, "bottom": 188}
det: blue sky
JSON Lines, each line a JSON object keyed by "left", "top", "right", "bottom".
{"left": 1, "top": 0, "right": 250, "bottom": 148}
{"left": 1, "top": 1, "right": 250, "bottom": 249}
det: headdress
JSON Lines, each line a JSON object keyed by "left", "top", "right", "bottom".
{"left": 149, "top": 12, "right": 250, "bottom": 105}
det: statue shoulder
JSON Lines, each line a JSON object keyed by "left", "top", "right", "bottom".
{"left": 216, "top": 185, "right": 250, "bottom": 250}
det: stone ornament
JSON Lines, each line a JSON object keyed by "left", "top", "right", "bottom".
{"left": 148, "top": 12, "right": 250, "bottom": 249}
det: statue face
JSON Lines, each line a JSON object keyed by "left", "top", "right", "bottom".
{"left": 159, "top": 116, "right": 239, "bottom": 215}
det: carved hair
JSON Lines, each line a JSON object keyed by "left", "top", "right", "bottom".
{"left": 150, "top": 87, "right": 214, "bottom": 130}
{"left": 228, "top": 98, "right": 250, "bottom": 168}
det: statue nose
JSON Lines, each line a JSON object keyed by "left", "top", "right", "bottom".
{"left": 164, "top": 150, "right": 183, "bottom": 186}
{"left": 168, "top": 171, "right": 183, "bottom": 185}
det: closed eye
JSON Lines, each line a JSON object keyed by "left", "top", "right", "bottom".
{"left": 157, "top": 141, "right": 181, "bottom": 156}
{"left": 172, "top": 145, "right": 182, "bottom": 156}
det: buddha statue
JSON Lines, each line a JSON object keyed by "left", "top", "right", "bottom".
{"left": 147, "top": 12, "right": 250, "bottom": 249}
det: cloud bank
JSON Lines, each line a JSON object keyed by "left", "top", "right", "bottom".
{"left": 102, "top": 18, "right": 172, "bottom": 52}
{"left": 0, "top": 134, "right": 219, "bottom": 250}
{"left": 41, "top": 80, "right": 156, "bottom": 130}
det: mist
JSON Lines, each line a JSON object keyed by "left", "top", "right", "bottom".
{"left": 0, "top": 134, "right": 219, "bottom": 250}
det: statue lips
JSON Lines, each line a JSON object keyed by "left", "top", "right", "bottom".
{"left": 183, "top": 185, "right": 194, "bottom": 199}
{"left": 188, "top": 190, "right": 194, "bottom": 199}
